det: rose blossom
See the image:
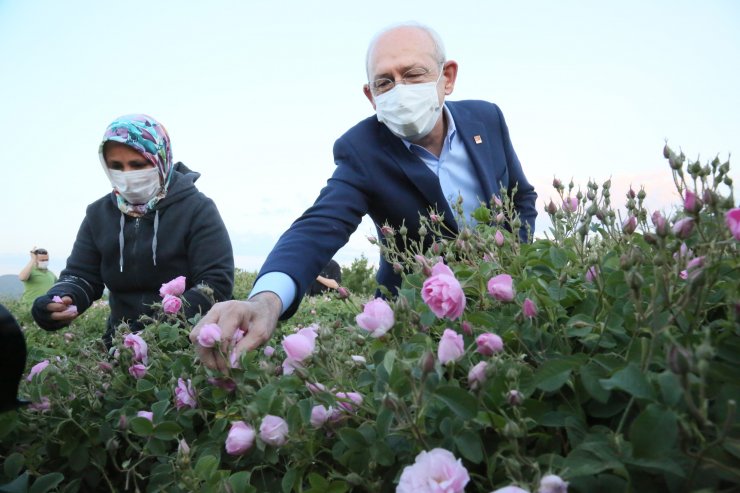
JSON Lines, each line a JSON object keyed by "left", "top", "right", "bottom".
{"left": 159, "top": 275, "right": 186, "bottom": 297}
{"left": 355, "top": 298, "right": 395, "bottom": 337}
{"left": 476, "top": 333, "right": 504, "bottom": 356}
{"left": 225, "top": 421, "right": 255, "bottom": 455}
{"left": 282, "top": 332, "right": 315, "bottom": 362}
{"left": 128, "top": 364, "right": 147, "bottom": 379}
{"left": 306, "top": 381, "right": 327, "bottom": 394}
{"left": 622, "top": 215, "right": 637, "bottom": 235}
{"left": 351, "top": 355, "right": 367, "bottom": 364}
{"left": 491, "top": 487, "right": 530, "bottom": 493}
{"left": 672, "top": 217, "right": 695, "bottom": 239}
{"left": 683, "top": 190, "right": 701, "bottom": 214}
{"left": 207, "top": 377, "right": 237, "bottom": 392}
{"left": 29, "top": 397, "right": 51, "bottom": 412}
{"left": 488, "top": 274, "right": 515, "bottom": 302}
{"left": 396, "top": 448, "right": 470, "bottom": 493}
{"left": 585, "top": 266, "right": 599, "bottom": 283}
{"left": 263, "top": 345, "right": 275, "bottom": 357}
{"left": 259, "top": 415, "right": 289, "bottom": 447}
{"left": 27, "top": 359, "right": 50, "bottom": 381}
{"left": 562, "top": 197, "right": 578, "bottom": 212}
{"left": 335, "top": 391, "right": 363, "bottom": 412}
{"left": 495, "top": 230, "right": 505, "bottom": 246}
{"left": 468, "top": 361, "right": 488, "bottom": 390}
{"left": 124, "top": 333, "right": 149, "bottom": 365}
{"left": 137, "top": 411, "right": 153, "bottom": 422}
{"left": 726, "top": 208, "right": 740, "bottom": 240}
{"left": 539, "top": 474, "right": 569, "bottom": 493}
{"left": 421, "top": 261, "right": 466, "bottom": 320}
{"left": 310, "top": 405, "right": 332, "bottom": 428}
{"left": 680, "top": 255, "right": 705, "bottom": 280}
{"left": 522, "top": 298, "right": 538, "bottom": 318}
{"left": 174, "top": 377, "right": 197, "bottom": 410}
{"left": 438, "top": 329, "right": 465, "bottom": 365}
{"left": 196, "top": 323, "right": 222, "bottom": 348}
{"left": 162, "top": 294, "right": 182, "bottom": 314}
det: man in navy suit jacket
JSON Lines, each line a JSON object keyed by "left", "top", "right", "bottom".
{"left": 191, "top": 22, "right": 537, "bottom": 371}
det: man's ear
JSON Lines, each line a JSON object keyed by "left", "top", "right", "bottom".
{"left": 442, "top": 60, "right": 459, "bottom": 95}
{"left": 363, "top": 84, "right": 377, "bottom": 110}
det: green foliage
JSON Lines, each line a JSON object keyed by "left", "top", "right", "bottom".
{"left": 340, "top": 255, "right": 377, "bottom": 296}
{"left": 1, "top": 146, "right": 738, "bottom": 492}
{"left": 233, "top": 268, "right": 258, "bottom": 301}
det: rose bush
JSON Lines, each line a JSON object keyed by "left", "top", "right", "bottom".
{"left": 1, "top": 145, "right": 738, "bottom": 492}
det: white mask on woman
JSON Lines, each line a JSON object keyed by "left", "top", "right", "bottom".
{"left": 374, "top": 72, "right": 443, "bottom": 141}
{"left": 108, "top": 168, "right": 161, "bottom": 205}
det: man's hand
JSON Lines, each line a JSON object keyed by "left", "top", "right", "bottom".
{"left": 189, "top": 292, "right": 282, "bottom": 372}
{"left": 47, "top": 296, "right": 78, "bottom": 322}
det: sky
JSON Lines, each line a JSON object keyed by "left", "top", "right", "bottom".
{"left": 0, "top": 0, "right": 738, "bottom": 277}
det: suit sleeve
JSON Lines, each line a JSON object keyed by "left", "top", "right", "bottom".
{"left": 182, "top": 197, "right": 234, "bottom": 320}
{"left": 495, "top": 105, "right": 538, "bottom": 241}
{"left": 258, "top": 137, "right": 371, "bottom": 319}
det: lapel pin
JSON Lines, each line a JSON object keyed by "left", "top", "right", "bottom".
{"left": 474, "top": 135, "right": 483, "bottom": 144}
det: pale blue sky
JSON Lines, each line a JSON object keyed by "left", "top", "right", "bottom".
{"left": 1, "top": 0, "right": 738, "bottom": 276}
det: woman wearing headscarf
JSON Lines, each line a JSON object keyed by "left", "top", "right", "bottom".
{"left": 32, "top": 114, "right": 234, "bottom": 345}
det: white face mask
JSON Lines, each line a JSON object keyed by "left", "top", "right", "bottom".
{"left": 108, "top": 168, "right": 161, "bottom": 204}
{"left": 37, "top": 261, "right": 49, "bottom": 270}
{"left": 374, "top": 72, "right": 443, "bottom": 141}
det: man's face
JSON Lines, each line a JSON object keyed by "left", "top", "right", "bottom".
{"left": 36, "top": 253, "right": 49, "bottom": 269}
{"left": 363, "top": 26, "right": 454, "bottom": 109}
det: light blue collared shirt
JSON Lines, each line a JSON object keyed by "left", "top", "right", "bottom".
{"left": 251, "top": 105, "right": 484, "bottom": 314}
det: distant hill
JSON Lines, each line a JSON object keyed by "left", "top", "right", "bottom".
{"left": 0, "top": 274, "right": 23, "bottom": 301}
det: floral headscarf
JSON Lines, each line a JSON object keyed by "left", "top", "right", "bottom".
{"left": 99, "top": 114, "right": 174, "bottom": 217}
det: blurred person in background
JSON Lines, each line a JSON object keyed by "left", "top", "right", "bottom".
{"left": 19, "top": 247, "right": 57, "bottom": 305}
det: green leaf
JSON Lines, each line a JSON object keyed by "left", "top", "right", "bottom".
{"left": 153, "top": 421, "right": 182, "bottom": 440}
{"left": 657, "top": 371, "right": 683, "bottom": 407}
{"left": 337, "top": 428, "right": 367, "bottom": 451}
{"left": 307, "top": 473, "right": 329, "bottom": 490}
{"left": 628, "top": 404, "right": 678, "bottom": 459}
{"left": 529, "top": 355, "right": 587, "bottom": 393}
{"left": 135, "top": 378, "right": 155, "bottom": 392}
{"left": 453, "top": 429, "right": 484, "bottom": 463}
{"left": 194, "top": 455, "right": 219, "bottom": 480}
{"left": 434, "top": 386, "right": 478, "bottom": 420}
{"left": 0, "top": 471, "right": 29, "bottom": 493}
{"left": 281, "top": 468, "right": 299, "bottom": 493}
{"left": 383, "top": 350, "right": 396, "bottom": 375}
{"left": 129, "top": 416, "right": 154, "bottom": 436}
{"left": 599, "top": 363, "right": 654, "bottom": 400}
{"left": 29, "top": 473, "right": 64, "bottom": 493}
{"left": 228, "top": 471, "right": 251, "bottom": 492}
{"left": 549, "top": 246, "right": 569, "bottom": 269}
{"left": 580, "top": 363, "right": 610, "bottom": 403}
{"left": 3, "top": 453, "right": 24, "bottom": 478}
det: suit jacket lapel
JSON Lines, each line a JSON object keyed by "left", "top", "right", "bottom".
{"left": 449, "top": 103, "right": 496, "bottom": 205}
{"left": 378, "top": 123, "right": 457, "bottom": 229}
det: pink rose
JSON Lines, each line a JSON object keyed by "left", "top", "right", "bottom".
{"left": 672, "top": 217, "right": 695, "bottom": 239}
{"left": 310, "top": 405, "right": 332, "bottom": 428}
{"left": 421, "top": 262, "right": 466, "bottom": 320}
{"left": 259, "top": 415, "right": 289, "bottom": 447}
{"left": 539, "top": 474, "right": 568, "bottom": 493}
{"left": 476, "top": 333, "right": 504, "bottom": 356}
{"left": 263, "top": 345, "right": 275, "bottom": 357}
{"left": 680, "top": 255, "right": 705, "bottom": 280}
{"left": 282, "top": 332, "right": 315, "bottom": 362}
{"left": 652, "top": 210, "right": 668, "bottom": 236}
{"left": 523, "top": 298, "right": 538, "bottom": 318}
{"left": 27, "top": 359, "right": 50, "bottom": 381}
{"left": 397, "top": 448, "right": 470, "bottom": 493}
{"left": 438, "top": 329, "right": 465, "bottom": 365}
{"left": 562, "top": 197, "right": 578, "bottom": 213}
{"left": 335, "top": 391, "right": 363, "bottom": 412}
{"left": 495, "top": 230, "right": 505, "bottom": 247}
{"left": 282, "top": 357, "right": 302, "bottom": 375}
{"left": 351, "top": 355, "right": 366, "bottom": 364}
{"left": 356, "top": 298, "right": 395, "bottom": 337}
{"left": 162, "top": 294, "right": 182, "bottom": 314}
{"left": 128, "top": 364, "right": 147, "bottom": 379}
{"left": 207, "top": 377, "right": 237, "bottom": 393}
{"left": 29, "top": 397, "right": 51, "bottom": 412}
{"left": 726, "top": 208, "right": 740, "bottom": 240}
{"left": 196, "top": 323, "right": 222, "bottom": 348}
{"left": 585, "top": 266, "right": 599, "bottom": 283}
{"left": 98, "top": 361, "right": 114, "bottom": 372}
{"left": 468, "top": 361, "right": 488, "bottom": 390}
{"left": 52, "top": 295, "right": 63, "bottom": 303}
{"left": 137, "top": 410, "right": 153, "bottom": 422}
{"left": 491, "top": 487, "right": 530, "bottom": 493}
{"left": 225, "top": 421, "right": 255, "bottom": 455}
{"left": 683, "top": 190, "right": 701, "bottom": 214}
{"left": 306, "top": 382, "right": 327, "bottom": 394}
{"left": 461, "top": 320, "right": 473, "bottom": 336}
{"left": 507, "top": 390, "right": 524, "bottom": 406}
{"left": 174, "top": 377, "right": 197, "bottom": 410}
{"left": 487, "top": 274, "right": 515, "bottom": 302}
{"left": 124, "top": 333, "right": 149, "bottom": 365}
{"left": 159, "top": 275, "right": 186, "bottom": 297}
{"left": 622, "top": 215, "right": 637, "bottom": 235}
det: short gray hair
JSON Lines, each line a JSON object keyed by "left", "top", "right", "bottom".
{"left": 365, "top": 21, "right": 446, "bottom": 80}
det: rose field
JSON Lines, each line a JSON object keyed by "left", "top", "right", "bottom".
{"left": 1, "top": 145, "right": 738, "bottom": 493}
